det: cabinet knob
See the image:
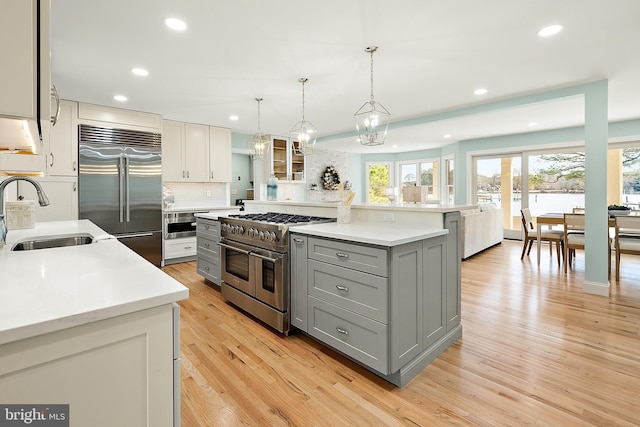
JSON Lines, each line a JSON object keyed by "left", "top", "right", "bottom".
{"left": 293, "top": 238, "right": 304, "bottom": 244}
{"left": 204, "top": 266, "right": 210, "bottom": 271}
{"left": 336, "top": 327, "right": 349, "bottom": 336}
{"left": 204, "top": 243, "right": 210, "bottom": 248}
{"left": 335, "top": 284, "right": 349, "bottom": 293}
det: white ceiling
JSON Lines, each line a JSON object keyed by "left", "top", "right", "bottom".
{"left": 50, "top": 0, "right": 640, "bottom": 154}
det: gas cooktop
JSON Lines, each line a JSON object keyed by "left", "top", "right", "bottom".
{"left": 226, "top": 212, "right": 332, "bottom": 225}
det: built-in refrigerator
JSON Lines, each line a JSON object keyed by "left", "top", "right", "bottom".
{"left": 78, "top": 124, "right": 162, "bottom": 265}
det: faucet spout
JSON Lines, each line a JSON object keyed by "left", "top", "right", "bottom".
{"left": 0, "top": 176, "right": 50, "bottom": 248}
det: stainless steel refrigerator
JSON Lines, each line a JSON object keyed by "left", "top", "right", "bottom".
{"left": 79, "top": 124, "right": 162, "bottom": 266}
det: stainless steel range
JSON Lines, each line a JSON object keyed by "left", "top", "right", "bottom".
{"left": 219, "top": 212, "right": 334, "bottom": 334}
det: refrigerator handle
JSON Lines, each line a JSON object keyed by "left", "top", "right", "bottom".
{"left": 118, "top": 157, "right": 125, "bottom": 223}
{"left": 124, "top": 157, "right": 131, "bottom": 222}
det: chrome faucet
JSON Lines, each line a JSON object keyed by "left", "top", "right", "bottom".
{"left": 0, "top": 176, "right": 50, "bottom": 249}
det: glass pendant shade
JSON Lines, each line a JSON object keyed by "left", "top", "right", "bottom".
{"left": 354, "top": 46, "right": 390, "bottom": 146}
{"left": 290, "top": 78, "right": 317, "bottom": 156}
{"left": 248, "top": 97, "right": 270, "bottom": 161}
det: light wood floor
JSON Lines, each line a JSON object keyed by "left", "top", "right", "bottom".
{"left": 162, "top": 240, "right": 640, "bottom": 426}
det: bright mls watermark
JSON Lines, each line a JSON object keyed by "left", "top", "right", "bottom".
{"left": 0, "top": 405, "right": 68, "bottom": 426}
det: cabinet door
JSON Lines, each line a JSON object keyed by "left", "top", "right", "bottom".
{"left": 48, "top": 100, "right": 78, "bottom": 176}
{"left": 272, "top": 138, "right": 288, "bottom": 180}
{"left": 290, "top": 140, "right": 305, "bottom": 181}
{"left": 184, "top": 123, "right": 209, "bottom": 182}
{"left": 17, "top": 176, "right": 79, "bottom": 222}
{"left": 209, "top": 126, "right": 231, "bottom": 182}
{"left": 290, "top": 234, "right": 308, "bottom": 331}
{"left": 0, "top": 0, "right": 36, "bottom": 119}
{"left": 162, "top": 120, "right": 185, "bottom": 181}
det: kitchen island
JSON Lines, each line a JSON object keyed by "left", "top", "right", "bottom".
{"left": 0, "top": 220, "right": 188, "bottom": 426}
{"left": 290, "top": 221, "right": 459, "bottom": 386}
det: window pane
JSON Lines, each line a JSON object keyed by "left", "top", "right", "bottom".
{"left": 401, "top": 164, "right": 417, "bottom": 186}
{"left": 420, "top": 161, "right": 438, "bottom": 199}
{"left": 368, "top": 164, "right": 391, "bottom": 203}
{"left": 527, "top": 152, "right": 585, "bottom": 217}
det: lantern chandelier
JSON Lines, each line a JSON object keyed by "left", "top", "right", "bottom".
{"left": 290, "top": 77, "right": 317, "bottom": 156}
{"left": 248, "top": 97, "right": 270, "bottom": 161}
{"left": 354, "top": 46, "right": 390, "bottom": 146}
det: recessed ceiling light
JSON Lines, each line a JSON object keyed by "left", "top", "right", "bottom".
{"left": 114, "top": 94, "right": 127, "bottom": 102}
{"left": 229, "top": 115, "right": 239, "bottom": 121}
{"left": 443, "top": 134, "right": 451, "bottom": 138}
{"left": 538, "top": 24, "right": 563, "bottom": 37}
{"left": 474, "top": 88, "right": 488, "bottom": 96}
{"left": 132, "top": 68, "right": 149, "bottom": 77}
{"left": 165, "top": 18, "right": 187, "bottom": 31}
{"left": 529, "top": 122, "right": 538, "bottom": 127}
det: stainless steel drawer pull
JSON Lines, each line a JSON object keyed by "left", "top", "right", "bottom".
{"left": 204, "top": 243, "right": 210, "bottom": 248}
{"left": 184, "top": 245, "right": 192, "bottom": 250}
{"left": 336, "top": 252, "right": 349, "bottom": 259}
{"left": 335, "top": 284, "right": 349, "bottom": 292}
{"left": 336, "top": 327, "right": 349, "bottom": 336}
{"left": 293, "top": 238, "right": 304, "bottom": 244}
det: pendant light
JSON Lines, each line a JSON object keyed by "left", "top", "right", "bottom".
{"left": 290, "top": 78, "right": 317, "bottom": 156}
{"left": 248, "top": 97, "right": 270, "bottom": 161}
{"left": 354, "top": 46, "right": 390, "bottom": 146}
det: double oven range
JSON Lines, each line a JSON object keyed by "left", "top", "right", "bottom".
{"left": 219, "top": 212, "right": 334, "bottom": 335}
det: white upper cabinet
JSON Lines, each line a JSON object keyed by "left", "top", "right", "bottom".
{"left": 162, "top": 120, "right": 231, "bottom": 183}
{"left": 209, "top": 126, "right": 231, "bottom": 182}
{"left": 0, "top": 0, "right": 37, "bottom": 120}
{"left": 162, "top": 120, "right": 185, "bottom": 182}
{"left": 184, "top": 123, "right": 210, "bottom": 182}
{"left": 47, "top": 100, "right": 78, "bottom": 176}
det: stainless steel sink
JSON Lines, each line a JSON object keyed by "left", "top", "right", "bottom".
{"left": 11, "top": 233, "right": 94, "bottom": 251}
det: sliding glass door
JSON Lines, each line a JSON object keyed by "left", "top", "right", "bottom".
{"left": 473, "top": 155, "right": 522, "bottom": 239}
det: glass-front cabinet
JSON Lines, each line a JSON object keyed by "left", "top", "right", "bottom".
{"left": 270, "top": 137, "right": 304, "bottom": 182}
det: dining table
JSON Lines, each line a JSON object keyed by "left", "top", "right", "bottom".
{"left": 535, "top": 212, "right": 629, "bottom": 265}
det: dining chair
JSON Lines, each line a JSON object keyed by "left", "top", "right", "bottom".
{"left": 563, "top": 213, "right": 612, "bottom": 276}
{"left": 572, "top": 207, "right": 586, "bottom": 214}
{"left": 614, "top": 215, "right": 640, "bottom": 280}
{"left": 520, "top": 208, "right": 563, "bottom": 264}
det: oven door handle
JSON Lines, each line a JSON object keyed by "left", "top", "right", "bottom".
{"left": 219, "top": 242, "right": 252, "bottom": 255}
{"left": 250, "top": 252, "right": 281, "bottom": 263}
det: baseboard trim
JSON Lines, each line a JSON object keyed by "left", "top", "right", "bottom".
{"left": 583, "top": 280, "right": 610, "bottom": 296}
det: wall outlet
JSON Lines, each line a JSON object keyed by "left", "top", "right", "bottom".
{"left": 206, "top": 190, "right": 211, "bottom": 197}
{"left": 383, "top": 212, "right": 395, "bottom": 222}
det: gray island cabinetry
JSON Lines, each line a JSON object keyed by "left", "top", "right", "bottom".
{"left": 290, "top": 222, "right": 461, "bottom": 387}
{"left": 196, "top": 216, "right": 222, "bottom": 285}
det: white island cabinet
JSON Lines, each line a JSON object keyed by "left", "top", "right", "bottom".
{"left": 0, "top": 220, "right": 188, "bottom": 427}
{"left": 290, "top": 222, "right": 461, "bottom": 387}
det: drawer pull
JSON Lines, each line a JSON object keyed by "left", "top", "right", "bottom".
{"left": 335, "top": 284, "right": 349, "bottom": 292}
{"left": 204, "top": 243, "right": 210, "bottom": 248}
{"left": 336, "top": 327, "right": 349, "bottom": 336}
{"left": 184, "top": 246, "right": 192, "bottom": 250}
{"left": 293, "top": 238, "right": 304, "bottom": 244}
{"left": 335, "top": 252, "right": 349, "bottom": 259}
{"left": 204, "top": 266, "right": 210, "bottom": 271}
{"left": 204, "top": 225, "right": 210, "bottom": 230}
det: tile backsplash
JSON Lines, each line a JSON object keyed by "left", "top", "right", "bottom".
{"left": 163, "top": 182, "right": 228, "bottom": 208}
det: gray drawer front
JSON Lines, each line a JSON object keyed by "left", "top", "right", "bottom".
{"left": 196, "top": 219, "right": 219, "bottom": 239}
{"left": 197, "top": 257, "right": 220, "bottom": 285}
{"left": 308, "top": 237, "right": 388, "bottom": 277}
{"left": 197, "top": 236, "right": 219, "bottom": 258}
{"left": 308, "top": 260, "right": 388, "bottom": 323}
{"left": 308, "top": 296, "right": 388, "bottom": 374}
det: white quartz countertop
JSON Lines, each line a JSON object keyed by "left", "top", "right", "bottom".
{"left": 0, "top": 220, "right": 189, "bottom": 345}
{"left": 244, "top": 200, "right": 474, "bottom": 213}
{"left": 290, "top": 222, "right": 448, "bottom": 246}
{"left": 195, "top": 210, "right": 240, "bottom": 220}
{"left": 163, "top": 205, "right": 240, "bottom": 213}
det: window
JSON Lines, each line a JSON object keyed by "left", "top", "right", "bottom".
{"left": 397, "top": 159, "right": 440, "bottom": 201}
{"left": 366, "top": 162, "right": 393, "bottom": 203}
{"left": 444, "top": 156, "right": 454, "bottom": 204}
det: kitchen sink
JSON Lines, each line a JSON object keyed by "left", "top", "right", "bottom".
{"left": 11, "top": 233, "right": 95, "bottom": 251}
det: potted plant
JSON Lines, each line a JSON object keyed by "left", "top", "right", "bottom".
{"left": 608, "top": 204, "right": 631, "bottom": 217}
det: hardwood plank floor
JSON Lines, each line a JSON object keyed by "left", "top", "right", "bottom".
{"left": 162, "top": 240, "right": 640, "bottom": 426}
